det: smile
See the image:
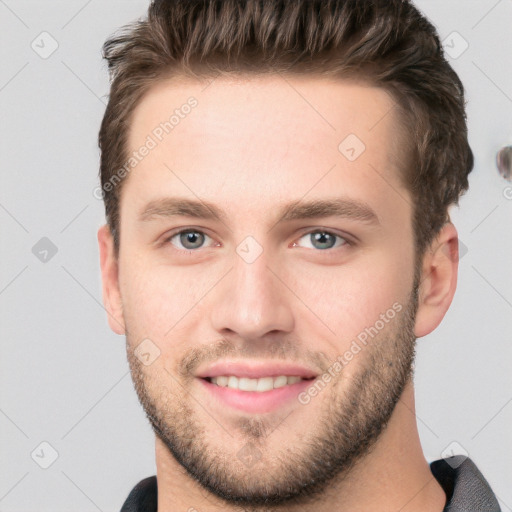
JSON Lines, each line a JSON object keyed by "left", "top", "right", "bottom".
{"left": 205, "top": 375, "right": 311, "bottom": 392}
{"left": 199, "top": 376, "right": 316, "bottom": 414}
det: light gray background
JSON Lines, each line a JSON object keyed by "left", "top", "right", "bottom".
{"left": 0, "top": 1, "right": 511, "bottom": 510}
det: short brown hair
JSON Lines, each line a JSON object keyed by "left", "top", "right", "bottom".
{"left": 99, "top": 0, "right": 473, "bottom": 267}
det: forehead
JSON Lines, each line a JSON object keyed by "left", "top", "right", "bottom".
{"left": 122, "top": 74, "right": 410, "bottom": 227}
{"left": 129, "top": 73, "right": 400, "bottom": 155}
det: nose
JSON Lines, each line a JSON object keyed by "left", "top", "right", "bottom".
{"left": 209, "top": 244, "right": 295, "bottom": 341}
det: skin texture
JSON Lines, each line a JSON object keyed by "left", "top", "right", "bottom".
{"left": 98, "top": 75, "right": 459, "bottom": 511}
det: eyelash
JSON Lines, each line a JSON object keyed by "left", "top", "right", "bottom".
{"left": 161, "top": 228, "right": 353, "bottom": 253}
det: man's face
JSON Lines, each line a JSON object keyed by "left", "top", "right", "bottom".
{"left": 115, "top": 75, "right": 419, "bottom": 505}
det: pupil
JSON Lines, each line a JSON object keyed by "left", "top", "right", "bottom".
{"left": 181, "top": 231, "right": 203, "bottom": 249}
{"left": 313, "top": 232, "right": 334, "bottom": 249}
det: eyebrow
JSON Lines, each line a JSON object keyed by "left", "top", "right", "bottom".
{"left": 138, "top": 196, "right": 380, "bottom": 226}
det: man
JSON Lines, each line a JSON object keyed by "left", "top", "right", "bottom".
{"left": 97, "top": 0, "right": 501, "bottom": 510}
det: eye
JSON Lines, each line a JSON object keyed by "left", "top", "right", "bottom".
{"left": 293, "top": 230, "right": 350, "bottom": 250}
{"left": 162, "top": 228, "right": 351, "bottom": 252}
{"left": 165, "top": 229, "right": 213, "bottom": 251}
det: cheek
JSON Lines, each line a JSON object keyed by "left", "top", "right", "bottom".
{"left": 299, "top": 253, "right": 413, "bottom": 339}
{"left": 120, "top": 258, "right": 216, "bottom": 342}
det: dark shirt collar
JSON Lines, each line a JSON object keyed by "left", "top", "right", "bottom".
{"left": 430, "top": 456, "right": 501, "bottom": 511}
{"left": 120, "top": 456, "right": 501, "bottom": 511}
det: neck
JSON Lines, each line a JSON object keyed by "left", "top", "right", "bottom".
{"left": 155, "top": 379, "right": 447, "bottom": 512}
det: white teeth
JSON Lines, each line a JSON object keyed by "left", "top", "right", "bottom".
{"left": 216, "top": 376, "right": 229, "bottom": 387}
{"left": 210, "top": 375, "right": 304, "bottom": 392}
{"left": 273, "top": 375, "right": 288, "bottom": 389}
{"left": 238, "top": 377, "right": 258, "bottom": 391}
{"left": 256, "top": 377, "right": 274, "bottom": 392}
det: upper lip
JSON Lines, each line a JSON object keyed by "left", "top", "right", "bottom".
{"left": 195, "top": 360, "right": 319, "bottom": 379}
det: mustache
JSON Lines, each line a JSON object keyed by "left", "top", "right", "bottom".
{"left": 177, "top": 336, "right": 331, "bottom": 379}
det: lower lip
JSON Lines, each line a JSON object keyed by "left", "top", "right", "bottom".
{"left": 198, "top": 377, "right": 315, "bottom": 414}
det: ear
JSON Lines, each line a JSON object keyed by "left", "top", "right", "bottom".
{"left": 97, "top": 224, "right": 126, "bottom": 335}
{"left": 414, "top": 222, "right": 459, "bottom": 338}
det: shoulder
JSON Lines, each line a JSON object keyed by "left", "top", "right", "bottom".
{"left": 120, "top": 475, "right": 157, "bottom": 512}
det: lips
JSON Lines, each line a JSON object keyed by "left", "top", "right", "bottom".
{"left": 195, "top": 360, "right": 320, "bottom": 380}
{"left": 198, "top": 375, "right": 315, "bottom": 413}
{"left": 194, "top": 360, "right": 320, "bottom": 414}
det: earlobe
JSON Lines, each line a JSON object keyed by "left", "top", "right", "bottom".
{"left": 413, "top": 222, "right": 459, "bottom": 338}
{"left": 97, "top": 224, "right": 126, "bottom": 335}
